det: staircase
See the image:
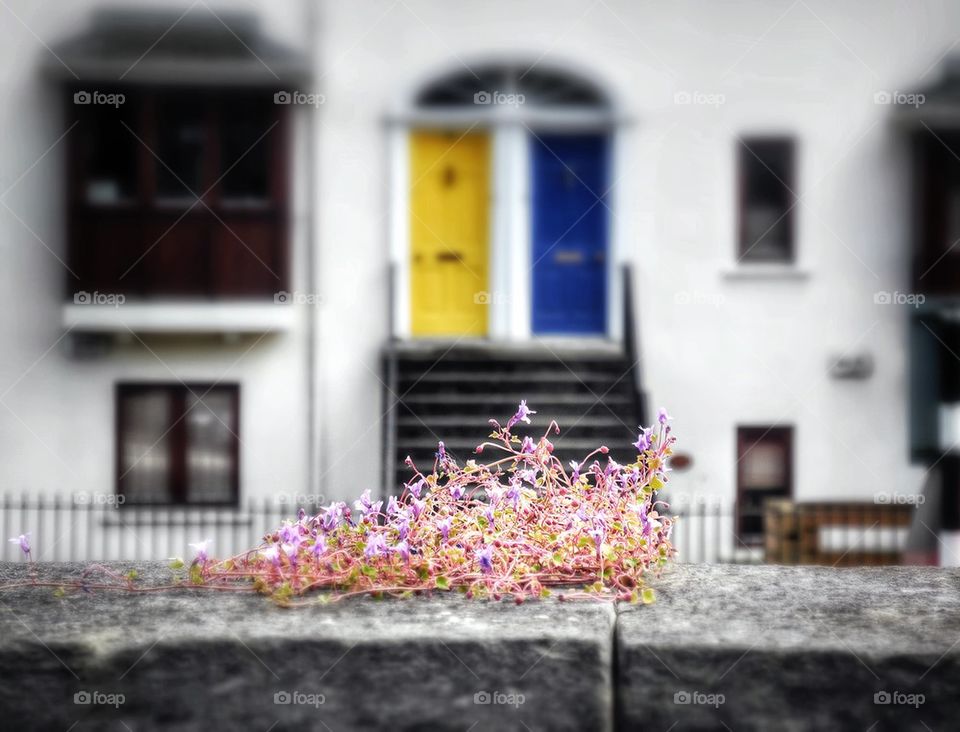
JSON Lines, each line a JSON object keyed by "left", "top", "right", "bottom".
{"left": 381, "top": 343, "right": 646, "bottom": 493}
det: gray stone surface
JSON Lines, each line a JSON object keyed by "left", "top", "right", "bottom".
{"left": 0, "top": 562, "right": 615, "bottom": 731}
{"left": 2, "top": 563, "right": 959, "bottom": 731}
{"left": 617, "top": 564, "right": 960, "bottom": 732}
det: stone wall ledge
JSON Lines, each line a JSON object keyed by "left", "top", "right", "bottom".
{"left": 0, "top": 563, "right": 957, "bottom": 731}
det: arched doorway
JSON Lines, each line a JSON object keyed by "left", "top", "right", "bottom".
{"left": 389, "top": 63, "right": 617, "bottom": 340}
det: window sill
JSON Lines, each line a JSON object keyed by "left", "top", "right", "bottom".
{"left": 721, "top": 264, "right": 810, "bottom": 281}
{"left": 62, "top": 300, "right": 296, "bottom": 335}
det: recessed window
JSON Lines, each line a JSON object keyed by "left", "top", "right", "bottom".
{"left": 68, "top": 87, "right": 288, "bottom": 298}
{"left": 736, "top": 426, "right": 793, "bottom": 545}
{"left": 117, "top": 384, "right": 239, "bottom": 505}
{"left": 737, "top": 137, "right": 796, "bottom": 263}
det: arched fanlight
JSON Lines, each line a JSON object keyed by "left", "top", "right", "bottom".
{"left": 414, "top": 64, "right": 610, "bottom": 109}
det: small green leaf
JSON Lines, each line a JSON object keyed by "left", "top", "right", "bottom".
{"left": 641, "top": 587, "right": 656, "bottom": 605}
{"left": 189, "top": 564, "right": 204, "bottom": 585}
{"left": 53, "top": 586, "right": 66, "bottom": 599}
{"left": 361, "top": 565, "right": 378, "bottom": 579}
{"left": 126, "top": 570, "right": 139, "bottom": 581}
{"left": 168, "top": 558, "right": 184, "bottom": 570}
{"left": 435, "top": 575, "right": 450, "bottom": 590}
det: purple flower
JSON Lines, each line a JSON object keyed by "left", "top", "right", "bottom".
{"left": 633, "top": 428, "right": 652, "bottom": 453}
{"left": 310, "top": 537, "right": 327, "bottom": 558}
{"left": 260, "top": 546, "right": 281, "bottom": 566}
{"left": 321, "top": 502, "right": 345, "bottom": 532}
{"left": 408, "top": 478, "right": 425, "bottom": 499}
{"left": 364, "top": 534, "right": 388, "bottom": 560}
{"left": 411, "top": 497, "right": 426, "bottom": 520}
{"left": 588, "top": 527, "right": 605, "bottom": 557}
{"left": 438, "top": 516, "right": 453, "bottom": 541}
{"left": 505, "top": 480, "right": 522, "bottom": 508}
{"left": 520, "top": 436, "right": 535, "bottom": 455}
{"left": 393, "top": 539, "right": 411, "bottom": 563}
{"left": 188, "top": 538, "right": 212, "bottom": 563}
{"left": 387, "top": 496, "right": 401, "bottom": 516}
{"left": 9, "top": 532, "right": 30, "bottom": 557}
{"left": 657, "top": 408, "right": 671, "bottom": 425}
{"left": 279, "top": 523, "right": 302, "bottom": 546}
{"left": 507, "top": 400, "right": 536, "bottom": 430}
{"left": 477, "top": 545, "right": 494, "bottom": 574}
{"left": 484, "top": 505, "right": 495, "bottom": 528}
{"left": 449, "top": 483, "right": 466, "bottom": 500}
{"left": 569, "top": 460, "right": 581, "bottom": 482}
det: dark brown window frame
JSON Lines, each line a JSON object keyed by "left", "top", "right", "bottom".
{"left": 66, "top": 84, "right": 290, "bottom": 299}
{"left": 116, "top": 382, "right": 241, "bottom": 507}
{"left": 736, "top": 136, "right": 797, "bottom": 263}
{"left": 735, "top": 425, "right": 794, "bottom": 547}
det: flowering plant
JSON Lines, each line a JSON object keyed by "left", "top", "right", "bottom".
{"left": 5, "top": 403, "right": 676, "bottom": 606}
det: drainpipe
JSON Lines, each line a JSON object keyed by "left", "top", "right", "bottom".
{"left": 304, "top": 0, "right": 322, "bottom": 499}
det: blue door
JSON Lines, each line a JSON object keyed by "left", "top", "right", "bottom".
{"left": 531, "top": 134, "right": 609, "bottom": 334}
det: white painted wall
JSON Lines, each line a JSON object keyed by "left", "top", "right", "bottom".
{"left": 0, "top": 0, "right": 316, "bottom": 513}
{"left": 0, "top": 0, "right": 954, "bottom": 547}
{"left": 313, "top": 0, "right": 946, "bottom": 508}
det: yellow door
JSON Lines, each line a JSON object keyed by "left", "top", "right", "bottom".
{"left": 410, "top": 130, "right": 490, "bottom": 337}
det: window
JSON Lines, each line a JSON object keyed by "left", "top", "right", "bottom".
{"left": 68, "top": 87, "right": 288, "bottom": 298}
{"left": 737, "top": 138, "right": 796, "bottom": 263}
{"left": 117, "top": 384, "right": 239, "bottom": 505}
{"left": 736, "top": 426, "right": 793, "bottom": 545}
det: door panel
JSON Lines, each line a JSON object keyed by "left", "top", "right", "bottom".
{"left": 531, "top": 134, "right": 609, "bottom": 334}
{"left": 410, "top": 130, "right": 490, "bottom": 337}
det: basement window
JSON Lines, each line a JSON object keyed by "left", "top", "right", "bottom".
{"left": 117, "top": 383, "right": 240, "bottom": 506}
{"left": 736, "top": 426, "right": 793, "bottom": 545}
